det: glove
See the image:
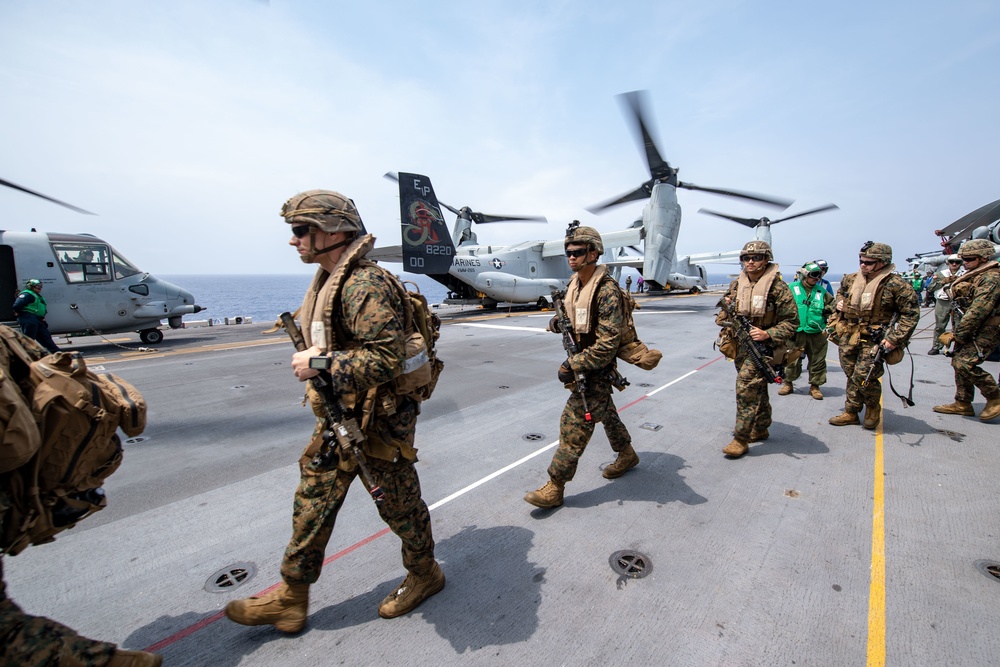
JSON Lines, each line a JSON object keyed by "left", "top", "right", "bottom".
{"left": 938, "top": 332, "right": 955, "bottom": 347}
{"left": 547, "top": 316, "right": 561, "bottom": 333}
{"left": 557, "top": 363, "right": 574, "bottom": 383}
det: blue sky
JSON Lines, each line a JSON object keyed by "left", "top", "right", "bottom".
{"left": 1, "top": 0, "right": 998, "bottom": 277}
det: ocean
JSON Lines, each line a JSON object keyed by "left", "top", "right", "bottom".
{"left": 161, "top": 271, "right": 737, "bottom": 324}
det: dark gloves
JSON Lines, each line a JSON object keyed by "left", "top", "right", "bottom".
{"left": 557, "top": 363, "right": 574, "bottom": 383}
{"left": 547, "top": 316, "right": 561, "bottom": 333}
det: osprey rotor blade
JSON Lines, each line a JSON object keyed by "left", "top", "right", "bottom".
{"left": 586, "top": 180, "right": 655, "bottom": 214}
{"left": 677, "top": 181, "right": 793, "bottom": 209}
{"left": 619, "top": 90, "right": 671, "bottom": 181}
{"left": 770, "top": 203, "right": 839, "bottom": 225}
{"left": 698, "top": 208, "right": 760, "bottom": 228}
{"left": 473, "top": 213, "right": 548, "bottom": 224}
{"left": 0, "top": 178, "right": 94, "bottom": 215}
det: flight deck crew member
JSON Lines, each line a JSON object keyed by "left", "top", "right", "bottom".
{"left": 828, "top": 242, "right": 919, "bottom": 430}
{"left": 226, "top": 190, "right": 443, "bottom": 632}
{"left": 715, "top": 240, "right": 798, "bottom": 459}
{"left": 927, "top": 254, "right": 963, "bottom": 355}
{"left": 932, "top": 239, "right": 1000, "bottom": 421}
{"left": 524, "top": 223, "right": 637, "bottom": 508}
{"left": 11, "top": 279, "right": 60, "bottom": 353}
{"left": 778, "top": 262, "right": 833, "bottom": 399}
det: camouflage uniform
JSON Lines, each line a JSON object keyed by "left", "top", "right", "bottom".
{"left": 281, "top": 263, "right": 435, "bottom": 586}
{"left": 1, "top": 490, "right": 117, "bottom": 666}
{"left": 947, "top": 262, "right": 1000, "bottom": 405}
{"left": 720, "top": 275, "right": 798, "bottom": 443}
{"left": 547, "top": 276, "right": 631, "bottom": 483}
{"left": 833, "top": 272, "right": 919, "bottom": 415}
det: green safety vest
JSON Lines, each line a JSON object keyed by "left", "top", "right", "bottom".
{"left": 17, "top": 289, "right": 47, "bottom": 317}
{"left": 789, "top": 281, "right": 825, "bottom": 334}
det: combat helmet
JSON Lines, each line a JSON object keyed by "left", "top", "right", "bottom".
{"left": 564, "top": 220, "right": 604, "bottom": 254}
{"left": 280, "top": 190, "right": 364, "bottom": 234}
{"left": 957, "top": 238, "right": 996, "bottom": 259}
{"left": 859, "top": 241, "right": 892, "bottom": 264}
{"left": 740, "top": 240, "right": 772, "bottom": 262}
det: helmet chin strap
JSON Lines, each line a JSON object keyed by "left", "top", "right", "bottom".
{"left": 299, "top": 231, "right": 354, "bottom": 263}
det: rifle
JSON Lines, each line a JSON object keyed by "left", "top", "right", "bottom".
{"left": 862, "top": 312, "right": 898, "bottom": 387}
{"left": 279, "top": 312, "right": 385, "bottom": 506}
{"left": 945, "top": 298, "right": 985, "bottom": 360}
{"left": 550, "top": 288, "right": 592, "bottom": 422}
{"left": 717, "top": 299, "right": 784, "bottom": 384}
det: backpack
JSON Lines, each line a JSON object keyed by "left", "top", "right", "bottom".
{"left": 0, "top": 325, "right": 147, "bottom": 556}
{"left": 394, "top": 279, "right": 444, "bottom": 402}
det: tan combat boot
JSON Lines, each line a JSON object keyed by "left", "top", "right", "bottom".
{"left": 723, "top": 439, "right": 749, "bottom": 458}
{"left": 225, "top": 582, "right": 310, "bottom": 633}
{"left": 378, "top": 561, "right": 446, "bottom": 619}
{"left": 748, "top": 428, "right": 769, "bottom": 442}
{"left": 979, "top": 397, "right": 1000, "bottom": 422}
{"left": 809, "top": 385, "right": 823, "bottom": 400}
{"left": 863, "top": 405, "right": 881, "bottom": 430}
{"left": 829, "top": 411, "right": 860, "bottom": 426}
{"left": 524, "top": 478, "right": 564, "bottom": 508}
{"left": 108, "top": 650, "right": 164, "bottom": 667}
{"left": 778, "top": 381, "right": 794, "bottom": 396}
{"left": 602, "top": 445, "right": 639, "bottom": 479}
{"left": 932, "top": 401, "right": 975, "bottom": 416}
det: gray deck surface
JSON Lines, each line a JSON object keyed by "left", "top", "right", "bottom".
{"left": 6, "top": 292, "right": 1000, "bottom": 666}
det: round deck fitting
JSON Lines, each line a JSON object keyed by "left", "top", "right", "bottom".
{"left": 610, "top": 550, "right": 652, "bottom": 579}
{"left": 205, "top": 562, "right": 257, "bottom": 593}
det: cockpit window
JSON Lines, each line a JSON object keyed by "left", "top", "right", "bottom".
{"left": 112, "top": 250, "right": 142, "bottom": 279}
{"left": 52, "top": 243, "right": 112, "bottom": 283}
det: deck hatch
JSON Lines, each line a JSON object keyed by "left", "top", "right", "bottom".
{"left": 609, "top": 550, "right": 652, "bottom": 579}
{"left": 522, "top": 433, "right": 545, "bottom": 442}
{"left": 205, "top": 562, "right": 257, "bottom": 593}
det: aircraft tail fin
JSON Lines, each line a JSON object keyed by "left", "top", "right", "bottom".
{"left": 396, "top": 173, "right": 455, "bottom": 275}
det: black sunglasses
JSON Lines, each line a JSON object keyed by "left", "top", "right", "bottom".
{"left": 947, "top": 260, "right": 962, "bottom": 264}
{"left": 565, "top": 248, "right": 589, "bottom": 258}
{"left": 859, "top": 259, "right": 878, "bottom": 266}
{"left": 291, "top": 224, "right": 313, "bottom": 239}
{"left": 740, "top": 254, "right": 766, "bottom": 263}
{"left": 961, "top": 256, "right": 978, "bottom": 262}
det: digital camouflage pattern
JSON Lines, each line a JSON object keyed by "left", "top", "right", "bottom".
{"left": 1, "top": 490, "right": 118, "bottom": 666}
{"left": 548, "top": 276, "right": 631, "bottom": 483}
{"left": 720, "top": 275, "right": 798, "bottom": 442}
{"left": 281, "top": 264, "right": 435, "bottom": 585}
{"left": 834, "top": 272, "right": 919, "bottom": 413}
{"left": 949, "top": 263, "right": 1000, "bottom": 403}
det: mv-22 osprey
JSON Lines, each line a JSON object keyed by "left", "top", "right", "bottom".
{"left": 375, "top": 92, "right": 795, "bottom": 307}
{"left": 1, "top": 178, "right": 203, "bottom": 344}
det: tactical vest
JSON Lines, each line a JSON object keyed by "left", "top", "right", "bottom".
{"left": 17, "top": 290, "right": 46, "bottom": 317}
{"left": 790, "top": 282, "right": 826, "bottom": 334}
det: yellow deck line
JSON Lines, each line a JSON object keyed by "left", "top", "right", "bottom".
{"left": 867, "top": 391, "right": 887, "bottom": 666}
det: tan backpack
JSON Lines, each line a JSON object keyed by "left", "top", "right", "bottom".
{"left": 0, "top": 325, "right": 146, "bottom": 556}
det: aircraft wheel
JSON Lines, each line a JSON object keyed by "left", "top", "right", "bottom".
{"left": 536, "top": 297, "right": 551, "bottom": 310}
{"left": 140, "top": 328, "right": 163, "bottom": 344}
{"left": 689, "top": 286, "right": 701, "bottom": 294}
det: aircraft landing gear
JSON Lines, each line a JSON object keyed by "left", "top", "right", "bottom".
{"left": 689, "top": 286, "right": 701, "bottom": 294}
{"left": 139, "top": 328, "right": 163, "bottom": 344}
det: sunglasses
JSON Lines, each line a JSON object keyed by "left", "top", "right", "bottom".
{"left": 961, "top": 256, "right": 978, "bottom": 262}
{"left": 947, "top": 260, "right": 962, "bottom": 264}
{"left": 740, "top": 254, "right": 766, "bottom": 263}
{"left": 859, "top": 259, "right": 878, "bottom": 266}
{"left": 291, "top": 224, "right": 314, "bottom": 239}
{"left": 565, "top": 248, "right": 589, "bottom": 258}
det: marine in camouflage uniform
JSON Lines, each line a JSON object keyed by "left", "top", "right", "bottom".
{"left": 524, "top": 223, "right": 636, "bottom": 509}
{"left": 716, "top": 241, "right": 798, "bottom": 459}
{"left": 0, "top": 330, "right": 161, "bottom": 666}
{"left": 932, "top": 239, "right": 1000, "bottom": 421}
{"left": 226, "top": 190, "right": 442, "bottom": 634}
{"left": 828, "top": 242, "right": 919, "bottom": 430}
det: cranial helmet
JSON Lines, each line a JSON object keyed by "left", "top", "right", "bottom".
{"left": 859, "top": 241, "right": 892, "bottom": 264}
{"left": 25, "top": 278, "right": 42, "bottom": 287}
{"left": 958, "top": 238, "right": 996, "bottom": 259}
{"left": 564, "top": 221, "right": 604, "bottom": 254}
{"left": 947, "top": 253, "right": 961, "bottom": 262}
{"left": 802, "top": 262, "right": 822, "bottom": 275}
{"left": 741, "top": 240, "right": 773, "bottom": 261}
{"left": 280, "top": 190, "right": 363, "bottom": 234}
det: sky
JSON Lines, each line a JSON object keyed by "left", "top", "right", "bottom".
{"left": 1, "top": 0, "right": 998, "bottom": 278}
